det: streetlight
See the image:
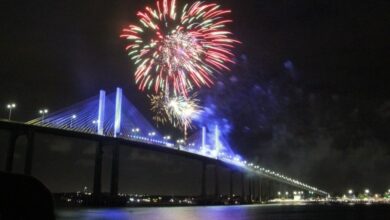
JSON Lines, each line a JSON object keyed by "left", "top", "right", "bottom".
{"left": 39, "top": 109, "right": 49, "bottom": 124}
{"left": 92, "top": 120, "right": 100, "bottom": 133}
{"left": 163, "top": 135, "right": 171, "bottom": 141}
{"left": 348, "top": 189, "right": 353, "bottom": 195}
{"left": 6, "top": 103, "right": 16, "bottom": 120}
{"left": 365, "top": 189, "right": 370, "bottom": 195}
{"left": 70, "top": 114, "right": 77, "bottom": 128}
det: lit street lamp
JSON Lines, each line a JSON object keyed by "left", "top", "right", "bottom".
{"left": 176, "top": 139, "right": 185, "bottom": 151}
{"left": 131, "top": 128, "right": 140, "bottom": 134}
{"left": 70, "top": 114, "right": 77, "bottom": 128}
{"left": 92, "top": 120, "right": 100, "bottom": 133}
{"left": 6, "top": 103, "right": 16, "bottom": 120}
{"left": 348, "top": 189, "right": 353, "bottom": 195}
{"left": 39, "top": 109, "right": 49, "bottom": 124}
{"left": 176, "top": 139, "right": 185, "bottom": 144}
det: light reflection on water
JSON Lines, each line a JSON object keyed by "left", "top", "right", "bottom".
{"left": 57, "top": 205, "right": 251, "bottom": 220}
{"left": 56, "top": 204, "right": 390, "bottom": 220}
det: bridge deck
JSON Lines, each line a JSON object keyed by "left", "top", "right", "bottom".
{"left": 0, "top": 119, "right": 328, "bottom": 196}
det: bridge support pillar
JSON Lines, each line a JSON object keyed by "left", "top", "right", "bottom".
{"left": 268, "top": 179, "right": 273, "bottom": 201}
{"left": 110, "top": 145, "right": 120, "bottom": 197}
{"left": 5, "top": 132, "right": 18, "bottom": 172}
{"left": 24, "top": 130, "right": 35, "bottom": 175}
{"left": 260, "top": 179, "right": 266, "bottom": 202}
{"left": 201, "top": 162, "right": 207, "bottom": 199}
{"left": 252, "top": 178, "right": 256, "bottom": 202}
{"left": 229, "top": 170, "right": 234, "bottom": 199}
{"left": 248, "top": 176, "right": 252, "bottom": 203}
{"left": 258, "top": 178, "right": 262, "bottom": 203}
{"left": 93, "top": 141, "right": 103, "bottom": 200}
{"left": 263, "top": 179, "right": 268, "bottom": 201}
{"left": 214, "top": 164, "right": 219, "bottom": 199}
{"left": 253, "top": 178, "right": 257, "bottom": 203}
{"left": 241, "top": 173, "right": 245, "bottom": 203}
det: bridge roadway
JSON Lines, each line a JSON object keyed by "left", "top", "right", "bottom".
{"left": 0, "top": 119, "right": 328, "bottom": 201}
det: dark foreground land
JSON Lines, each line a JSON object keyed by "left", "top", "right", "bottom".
{"left": 57, "top": 204, "right": 390, "bottom": 220}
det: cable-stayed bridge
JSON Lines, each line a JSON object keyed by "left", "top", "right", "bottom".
{"left": 0, "top": 88, "right": 328, "bottom": 203}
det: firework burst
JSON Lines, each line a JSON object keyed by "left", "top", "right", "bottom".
{"left": 149, "top": 93, "right": 171, "bottom": 125}
{"left": 149, "top": 93, "right": 201, "bottom": 133}
{"left": 121, "top": 0, "right": 239, "bottom": 96}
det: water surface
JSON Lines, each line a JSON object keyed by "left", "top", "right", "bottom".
{"left": 57, "top": 204, "right": 390, "bottom": 220}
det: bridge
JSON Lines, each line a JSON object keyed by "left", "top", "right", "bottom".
{"left": 0, "top": 88, "right": 328, "bottom": 204}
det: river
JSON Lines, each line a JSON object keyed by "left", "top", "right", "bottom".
{"left": 56, "top": 204, "right": 390, "bottom": 220}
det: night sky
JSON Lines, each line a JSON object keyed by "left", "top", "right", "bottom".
{"left": 0, "top": 0, "right": 389, "bottom": 195}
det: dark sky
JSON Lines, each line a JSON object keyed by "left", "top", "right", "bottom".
{"left": 0, "top": 0, "right": 389, "bottom": 195}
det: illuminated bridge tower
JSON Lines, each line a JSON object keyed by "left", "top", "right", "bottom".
{"left": 97, "top": 90, "right": 106, "bottom": 135}
{"left": 114, "top": 87, "right": 123, "bottom": 137}
{"left": 94, "top": 87, "right": 123, "bottom": 199}
{"left": 111, "top": 88, "right": 122, "bottom": 197}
